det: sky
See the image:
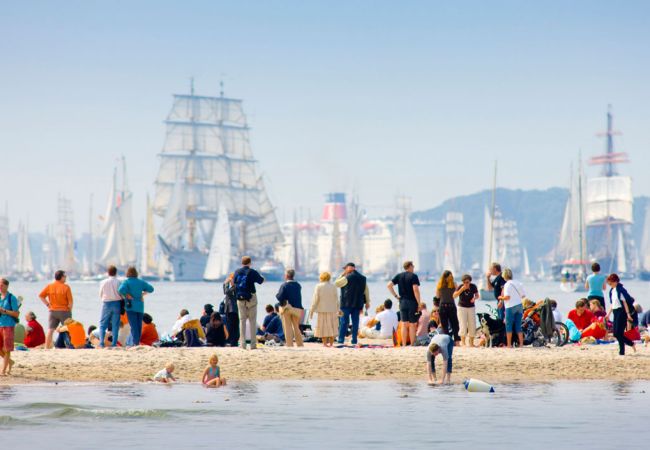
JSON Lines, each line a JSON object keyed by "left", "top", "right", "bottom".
{"left": 1, "top": 0, "right": 650, "bottom": 234}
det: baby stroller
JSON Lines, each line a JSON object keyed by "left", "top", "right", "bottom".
{"left": 477, "top": 305, "right": 506, "bottom": 347}
{"left": 522, "top": 298, "right": 569, "bottom": 347}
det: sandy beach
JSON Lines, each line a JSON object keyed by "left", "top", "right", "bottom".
{"left": 2, "top": 343, "right": 649, "bottom": 385}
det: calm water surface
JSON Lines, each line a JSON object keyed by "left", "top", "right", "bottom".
{"left": 9, "top": 279, "right": 650, "bottom": 334}
{"left": 0, "top": 381, "right": 647, "bottom": 449}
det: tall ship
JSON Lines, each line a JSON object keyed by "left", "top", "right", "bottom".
{"left": 442, "top": 211, "right": 464, "bottom": 275}
{"left": 585, "top": 107, "right": 636, "bottom": 276}
{"left": 57, "top": 196, "right": 77, "bottom": 275}
{"left": 153, "top": 82, "right": 283, "bottom": 281}
{"left": 99, "top": 158, "right": 137, "bottom": 270}
{"left": 13, "top": 221, "right": 35, "bottom": 280}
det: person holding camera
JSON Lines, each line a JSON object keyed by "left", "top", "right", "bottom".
{"left": 0, "top": 278, "right": 20, "bottom": 375}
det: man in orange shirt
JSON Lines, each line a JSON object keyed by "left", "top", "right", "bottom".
{"left": 39, "top": 270, "right": 74, "bottom": 349}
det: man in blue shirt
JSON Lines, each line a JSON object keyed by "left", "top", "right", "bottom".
{"left": 0, "top": 278, "right": 20, "bottom": 376}
{"left": 276, "top": 269, "right": 304, "bottom": 347}
{"left": 233, "top": 256, "right": 265, "bottom": 350}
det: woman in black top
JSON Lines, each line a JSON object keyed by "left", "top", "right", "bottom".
{"left": 222, "top": 273, "right": 240, "bottom": 346}
{"left": 436, "top": 270, "right": 460, "bottom": 343}
{"left": 206, "top": 312, "right": 229, "bottom": 347}
{"left": 453, "top": 274, "right": 478, "bottom": 347}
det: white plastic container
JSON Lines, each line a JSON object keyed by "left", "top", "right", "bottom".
{"left": 464, "top": 378, "right": 495, "bottom": 393}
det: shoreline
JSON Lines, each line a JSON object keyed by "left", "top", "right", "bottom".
{"left": 2, "top": 343, "right": 649, "bottom": 385}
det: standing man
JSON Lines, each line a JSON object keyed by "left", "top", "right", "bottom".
{"left": 387, "top": 261, "right": 422, "bottom": 346}
{"left": 39, "top": 270, "right": 73, "bottom": 349}
{"left": 0, "top": 278, "right": 20, "bottom": 375}
{"left": 335, "top": 262, "right": 369, "bottom": 346}
{"left": 98, "top": 265, "right": 123, "bottom": 348}
{"left": 485, "top": 262, "right": 506, "bottom": 320}
{"left": 276, "top": 269, "right": 304, "bottom": 347}
{"left": 233, "top": 256, "right": 264, "bottom": 350}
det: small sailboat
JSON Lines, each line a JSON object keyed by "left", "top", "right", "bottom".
{"left": 203, "top": 205, "right": 232, "bottom": 281}
{"left": 14, "top": 221, "right": 36, "bottom": 281}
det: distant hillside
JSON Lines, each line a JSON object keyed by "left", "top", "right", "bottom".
{"left": 413, "top": 188, "right": 650, "bottom": 272}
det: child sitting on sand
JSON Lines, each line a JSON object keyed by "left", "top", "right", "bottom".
{"left": 202, "top": 354, "right": 226, "bottom": 387}
{"left": 153, "top": 362, "right": 176, "bottom": 383}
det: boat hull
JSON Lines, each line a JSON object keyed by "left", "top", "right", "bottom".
{"left": 165, "top": 249, "right": 208, "bottom": 282}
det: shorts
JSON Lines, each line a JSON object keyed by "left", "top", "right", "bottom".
{"left": 505, "top": 304, "right": 523, "bottom": 333}
{"left": 399, "top": 299, "right": 418, "bottom": 324}
{"left": 0, "top": 326, "right": 15, "bottom": 352}
{"left": 49, "top": 310, "right": 72, "bottom": 330}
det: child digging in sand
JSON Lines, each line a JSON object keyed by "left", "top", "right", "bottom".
{"left": 202, "top": 354, "right": 226, "bottom": 387}
{"left": 153, "top": 362, "right": 176, "bottom": 383}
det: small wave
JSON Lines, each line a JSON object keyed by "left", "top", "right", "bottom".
{"left": 17, "top": 402, "right": 81, "bottom": 410}
{"left": 0, "top": 415, "right": 28, "bottom": 425}
{"left": 40, "top": 407, "right": 172, "bottom": 419}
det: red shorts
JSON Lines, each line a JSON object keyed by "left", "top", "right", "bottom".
{"left": 0, "top": 326, "right": 14, "bottom": 352}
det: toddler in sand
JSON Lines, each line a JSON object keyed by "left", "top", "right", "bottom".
{"left": 202, "top": 354, "right": 226, "bottom": 387}
{"left": 153, "top": 362, "right": 176, "bottom": 383}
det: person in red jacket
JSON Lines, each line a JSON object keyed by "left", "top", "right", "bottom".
{"left": 24, "top": 311, "right": 46, "bottom": 348}
{"left": 567, "top": 299, "right": 595, "bottom": 333}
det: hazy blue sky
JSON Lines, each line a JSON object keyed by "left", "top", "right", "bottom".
{"left": 1, "top": 0, "right": 649, "bottom": 233}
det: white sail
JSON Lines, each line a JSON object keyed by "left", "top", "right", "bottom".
{"left": 443, "top": 212, "right": 463, "bottom": 274}
{"left": 57, "top": 196, "right": 77, "bottom": 273}
{"left": 15, "top": 222, "right": 34, "bottom": 274}
{"left": 0, "top": 207, "right": 9, "bottom": 274}
{"left": 585, "top": 176, "right": 633, "bottom": 225}
{"left": 641, "top": 204, "right": 650, "bottom": 271}
{"left": 482, "top": 207, "right": 496, "bottom": 272}
{"left": 203, "top": 205, "right": 232, "bottom": 280}
{"left": 555, "top": 164, "right": 587, "bottom": 265}
{"left": 404, "top": 216, "right": 420, "bottom": 269}
{"left": 523, "top": 248, "right": 531, "bottom": 277}
{"left": 616, "top": 227, "right": 627, "bottom": 274}
{"left": 100, "top": 161, "right": 137, "bottom": 267}
{"left": 160, "top": 179, "right": 187, "bottom": 248}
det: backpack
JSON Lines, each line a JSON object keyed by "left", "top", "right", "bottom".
{"left": 234, "top": 269, "right": 251, "bottom": 300}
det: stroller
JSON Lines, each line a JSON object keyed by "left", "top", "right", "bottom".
{"left": 522, "top": 298, "right": 569, "bottom": 347}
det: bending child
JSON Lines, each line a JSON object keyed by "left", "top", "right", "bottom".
{"left": 426, "top": 333, "right": 453, "bottom": 385}
{"left": 202, "top": 354, "right": 227, "bottom": 388}
{"left": 153, "top": 362, "right": 176, "bottom": 383}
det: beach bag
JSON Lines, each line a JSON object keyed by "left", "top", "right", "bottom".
{"left": 564, "top": 319, "right": 581, "bottom": 342}
{"left": 234, "top": 270, "right": 251, "bottom": 300}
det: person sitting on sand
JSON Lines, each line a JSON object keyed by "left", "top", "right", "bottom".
{"left": 415, "top": 303, "right": 431, "bottom": 345}
{"left": 153, "top": 362, "right": 176, "bottom": 383}
{"left": 55, "top": 318, "right": 87, "bottom": 349}
{"left": 589, "top": 299, "right": 606, "bottom": 320}
{"left": 24, "top": 311, "right": 45, "bottom": 348}
{"left": 170, "top": 309, "right": 192, "bottom": 338}
{"left": 426, "top": 333, "right": 453, "bottom": 385}
{"left": 140, "top": 313, "right": 159, "bottom": 346}
{"left": 200, "top": 304, "right": 214, "bottom": 330}
{"left": 428, "top": 302, "right": 440, "bottom": 333}
{"left": 258, "top": 304, "right": 284, "bottom": 343}
{"left": 567, "top": 299, "right": 595, "bottom": 334}
{"left": 202, "top": 354, "right": 226, "bottom": 387}
{"left": 361, "top": 299, "right": 398, "bottom": 340}
{"left": 258, "top": 304, "right": 278, "bottom": 335}
{"left": 206, "top": 312, "right": 229, "bottom": 347}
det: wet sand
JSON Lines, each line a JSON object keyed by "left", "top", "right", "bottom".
{"left": 2, "top": 342, "right": 649, "bottom": 384}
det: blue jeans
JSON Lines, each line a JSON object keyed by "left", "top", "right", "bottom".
{"left": 338, "top": 307, "right": 361, "bottom": 344}
{"left": 127, "top": 311, "right": 144, "bottom": 346}
{"left": 505, "top": 304, "right": 523, "bottom": 333}
{"left": 430, "top": 339, "right": 454, "bottom": 373}
{"left": 99, "top": 301, "right": 122, "bottom": 347}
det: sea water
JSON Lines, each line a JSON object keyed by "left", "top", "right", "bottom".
{"left": 0, "top": 381, "right": 647, "bottom": 449}
{"left": 8, "top": 279, "right": 650, "bottom": 334}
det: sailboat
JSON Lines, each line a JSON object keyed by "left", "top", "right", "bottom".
{"left": 153, "top": 81, "right": 283, "bottom": 281}
{"left": 442, "top": 212, "right": 463, "bottom": 274}
{"left": 480, "top": 162, "right": 498, "bottom": 300}
{"left": 639, "top": 204, "right": 650, "bottom": 281}
{"left": 99, "top": 157, "right": 137, "bottom": 270}
{"left": 0, "top": 206, "right": 9, "bottom": 276}
{"left": 14, "top": 221, "right": 36, "bottom": 281}
{"left": 57, "top": 196, "right": 77, "bottom": 276}
{"left": 139, "top": 195, "right": 159, "bottom": 281}
{"left": 203, "top": 205, "right": 232, "bottom": 281}
{"left": 556, "top": 160, "right": 588, "bottom": 293}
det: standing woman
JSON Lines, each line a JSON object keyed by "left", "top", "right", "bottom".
{"left": 118, "top": 267, "right": 154, "bottom": 346}
{"left": 585, "top": 262, "right": 607, "bottom": 310}
{"left": 605, "top": 273, "right": 637, "bottom": 355}
{"left": 436, "top": 270, "right": 460, "bottom": 343}
{"left": 453, "top": 274, "right": 478, "bottom": 347}
{"left": 222, "top": 273, "right": 240, "bottom": 347}
{"left": 309, "top": 272, "right": 339, "bottom": 347}
{"left": 498, "top": 268, "right": 525, "bottom": 348}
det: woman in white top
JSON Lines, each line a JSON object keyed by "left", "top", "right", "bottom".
{"left": 497, "top": 268, "right": 525, "bottom": 348}
{"left": 604, "top": 273, "right": 636, "bottom": 355}
{"left": 309, "top": 272, "right": 340, "bottom": 347}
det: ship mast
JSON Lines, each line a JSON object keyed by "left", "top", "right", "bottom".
{"left": 488, "top": 161, "right": 497, "bottom": 267}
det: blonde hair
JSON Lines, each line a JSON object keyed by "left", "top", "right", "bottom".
{"left": 589, "top": 299, "right": 603, "bottom": 311}
{"left": 522, "top": 298, "right": 534, "bottom": 309}
{"left": 375, "top": 304, "right": 385, "bottom": 313}
{"left": 319, "top": 272, "right": 331, "bottom": 282}
{"left": 166, "top": 362, "right": 175, "bottom": 371}
{"left": 209, "top": 354, "right": 219, "bottom": 364}
{"left": 503, "top": 268, "right": 513, "bottom": 280}
{"left": 436, "top": 270, "right": 455, "bottom": 290}
{"left": 428, "top": 343, "right": 440, "bottom": 354}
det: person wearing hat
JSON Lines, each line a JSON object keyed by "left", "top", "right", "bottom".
{"left": 201, "top": 304, "right": 214, "bottom": 329}
{"left": 335, "top": 262, "right": 370, "bottom": 345}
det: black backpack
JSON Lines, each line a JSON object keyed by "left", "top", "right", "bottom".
{"left": 234, "top": 269, "right": 251, "bottom": 300}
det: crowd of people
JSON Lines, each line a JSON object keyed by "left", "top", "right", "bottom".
{"left": 1, "top": 256, "right": 648, "bottom": 382}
